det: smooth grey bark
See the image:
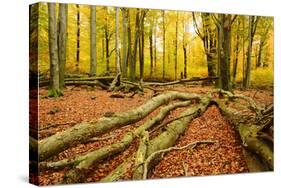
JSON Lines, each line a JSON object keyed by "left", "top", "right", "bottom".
{"left": 162, "top": 10, "right": 166, "bottom": 80}
{"left": 149, "top": 16, "right": 154, "bottom": 77}
{"left": 75, "top": 4, "right": 80, "bottom": 73}
{"left": 115, "top": 8, "right": 121, "bottom": 74}
{"left": 182, "top": 15, "right": 187, "bottom": 79}
{"left": 192, "top": 13, "right": 217, "bottom": 77}
{"left": 89, "top": 6, "right": 97, "bottom": 76}
{"left": 244, "top": 16, "right": 259, "bottom": 88}
{"left": 48, "top": 3, "right": 62, "bottom": 97}
{"left": 139, "top": 10, "right": 146, "bottom": 84}
{"left": 131, "top": 9, "right": 140, "bottom": 81}
{"left": 121, "top": 8, "right": 128, "bottom": 78}
{"left": 39, "top": 91, "right": 199, "bottom": 161}
{"left": 58, "top": 4, "right": 68, "bottom": 89}
{"left": 174, "top": 12, "right": 179, "bottom": 80}
{"left": 60, "top": 101, "right": 192, "bottom": 183}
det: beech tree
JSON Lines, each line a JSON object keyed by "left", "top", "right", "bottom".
{"left": 58, "top": 4, "right": 68, "bottom": 89}
{"left": 48, "top": 3, "right": 62, "bottom": 97}
{"left": 89, "top": 6, "right": 97, "bottom": 76}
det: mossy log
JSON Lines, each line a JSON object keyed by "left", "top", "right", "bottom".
{"left": 64, "top": 80, "right": 109, "bottom": 90}
{"left": 103, "top": 98, "right": 210, "bottom": 182}
{"left": 216, "top": 99, "right": 273, "bottom": 170}
{"left": 132, "top": 131, "right": 149, "bottom": 180}
{"left": 57, "top": 101, "right": 192, "bottom": 183}
{"left": 239, "top": 124, "right": 273, "bottom": 170}
{"left": 39, "top": 91, "right": 199, "bottom": 162}
{"left": 143, "top": 77, "right": 219, "bottom": 87}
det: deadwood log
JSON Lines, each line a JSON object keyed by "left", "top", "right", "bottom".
{"left": 53, "top": 101, "right": 192, "bottom": 183}
{"left": 103, "top": 98, "right": 210, "bottom": 182}
{"left": 108, "top": 73, "right": 121, "bottom": 91}
{"left": 216, "top": 89, "right": 264, "bottom": 115}
{"left": 99, "top": 157, "right": 133, "bottom": 182}
{"left": 142, "top": 140, "right": 215, "bottom": 179}
{"left": 216, "top": 99, "right": 273, "bottom": 170}
{"left": 143, "top": 77, "right": 219, "bottom": 87}
{"left": 132, "top": 131, "right": 149, "bottom": 179}
{"left": 39, "top": 92, "right": 199, "bottom": 162}
{"left": 239, "top": 124, "right": 273, "bottom": 170}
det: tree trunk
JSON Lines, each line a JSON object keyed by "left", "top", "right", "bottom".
{"left": 75, "top": 4, "right": 80, "bottom": 73}
{"left": 256, "top": 24, "right": 270, "bottom": 68}
{"left": 127, "top": 10, "right": 133, "bottom": 80}
{"left": 218, "top": 14, "right": 231, "bottom": 91}
{"left": 244, "top": 16, "right": 253, "bottom": 88}
{"left": 183, "top": 15, "right": 187, "bottom": 79}
{"left": 174, "top": 12, "right": 178, "bottom": 80}
{"left": 104, "top": 7, "right": 110, "bottom": 73}
{"left": 131, "top": 9, "right": 140, "bottom": 81}
{"left": 202, "top": 13, "right": 217, "bottom": 77}
{"left": 244, "top": 16, "right": 259, "bottom": 88}
{"left": 39, "top": 91, "right": 199, "bottom": 161}
{"left": 153, "top": 16, "right": 157, "bottom": 69}
{"left": 232, "top": 24, "right": 240, "bottom": 82}
{"left": 48, "top": 3, "right": 62, "bottom": 97}
{"left": 162, "top": 11, "right": 166, "bottom": 80}
{"left": 58, "top": 4, "right": 67, "bottom": 89}
{"left": 192, "top": 13, "right": 217, "bottom": 77}
{"left": 139, "top": 10, "right": 146, "bottom": 83}
{"left": 115, "top": 8, "right": 121, "bottom": 74}
{"left": 149, "top": 16, "right": 154, "bottom": 77}
{"left": 122, "top": 9, "right": 128, "bottom": 78}
{"left": 89, "top": 6, "right": 97, "bottom": 76}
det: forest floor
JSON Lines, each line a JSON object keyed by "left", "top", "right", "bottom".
{"left": 31, "top": 85, "right": 273, "bottom": 185}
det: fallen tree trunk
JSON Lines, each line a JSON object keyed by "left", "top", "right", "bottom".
{"left": 56, "top": 101, "right": 192, "bottom": 183}
{"left": 239, "top": 124, "right": 273, "bottom": 170}
{"left": 216, "top": 89, "right": 264, "bottom": 115}
{"left": 103, "top": 98, "right": 210, "bottom": 181}
{"left": 39, "top": 76, "right": 114, "bottom": 88}
{"left": 143, "top": 77, "right": 219, "bottom": 87}
{"left": 64, "top": 80, "right": 109, "bottom": 90}
{"left": 132, "top": 131, "right": 149, "bottom": 179}
{"left": 39, "top": 91, "right": 200, "bottom": 161}
{"left": 216, "top": 99, "right": 273, "bottom": 170}
{"left": 142, "top": 140, "right": 215, "bottom": 179}
{"left": 64, "top": 76, "right": 114, "bottom": 82}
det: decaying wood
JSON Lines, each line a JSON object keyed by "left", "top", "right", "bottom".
{"left": 39, "top": 91, "right": 199, "bottom": 161}
{"left": 58, "top": 101, "right": 192, "bottom": 182}
{"left": 99, "top": 157, "right": 133, "bottom": 182}
{"left": 108, "top": 73, "right": 121, "bottom": 91}
{"left": 142, "top": 140, "right": 215, "bottom": 179}
{"left": 99, "top": 99, "right": 211, "bottom": 182}
{"left": 40, "top": 99, "right": 193, "bottom": 169}
{"left": 239, "top": 124, "right": 273, "bottom": 169}
{"left": 36, "top": 89, "right": 273, "bottom": 184}
{"left": 144, "top": 77, "right": 219, "bottom": 87}
{"left": 132, "top": 131, "right": 149, "bottom": 179}
{"left": 216, "top": 98, "right": 273, "bottom": 170}
{"left": 40, "top": 76, "right": 114, "bottom": 87}
{"left": 216, "top": 89, "right": 264, "bottom": 115}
